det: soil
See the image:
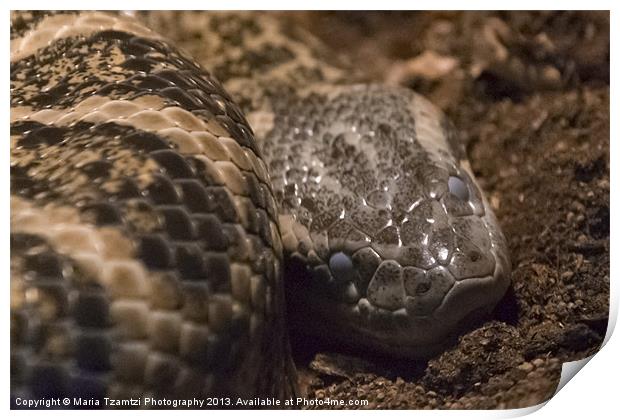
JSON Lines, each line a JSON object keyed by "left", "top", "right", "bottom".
{"left": 284, "top": 11, "right": 610, "bottom": 409}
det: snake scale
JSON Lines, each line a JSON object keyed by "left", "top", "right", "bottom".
{"left": 10, "top": 11, "right": 511, "bottom": 405}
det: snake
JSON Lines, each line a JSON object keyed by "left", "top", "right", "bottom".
{"left": 10, "top": 11, "right": 511, "bottom": 405}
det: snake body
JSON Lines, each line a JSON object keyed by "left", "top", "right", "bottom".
{"left": 10, "top": 11, "right": 511, "bottom": 404}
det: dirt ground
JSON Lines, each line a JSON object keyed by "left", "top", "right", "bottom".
{"left": 282, "top": 11, "right": 609, "bottom": 409}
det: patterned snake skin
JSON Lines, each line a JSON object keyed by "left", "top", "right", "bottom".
{"left": 10, "top": 11, "right": 511, "bottom": 404}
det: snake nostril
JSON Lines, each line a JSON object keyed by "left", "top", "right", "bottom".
{"left": 469, "top": 251, "right": 481, "bottom": 262}
{"left": 448, "top": 176, "right": 469, "bottom": 201}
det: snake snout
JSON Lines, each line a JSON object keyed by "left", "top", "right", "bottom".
{"left": 302, "top": 172, "right": 510, "bottom": 356}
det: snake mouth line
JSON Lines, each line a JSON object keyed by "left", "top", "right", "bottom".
{"left": 285, "top": 186, "right": 510, "bottom": 357}
{"left": 289, "top": 250, "right": 509, "bottom": 358}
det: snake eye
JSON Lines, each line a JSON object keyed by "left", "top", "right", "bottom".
{"left": 329, "top": 252, "right": 354, "bottom": 282}
{"left": 448, "top": 176, "right": 469, "bottom": 201}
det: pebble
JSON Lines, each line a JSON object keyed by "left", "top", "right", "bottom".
{"left": 561, "top": 271, "right": 574, "bottom": 280}
{"left": 575, "top": 254, "right": 584, "bottom": 269}
{"left": 571, "top": 201, "right": 586, "bottom": 212}
{"left": 598, "top": 179, "right": 609, "bottom": 189}
{"left": 518, "top": 362, "right": 534, "bottom": 373}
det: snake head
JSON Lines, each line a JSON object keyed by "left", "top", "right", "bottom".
{"left": 276, "top": 85, "right": 511, "bottom": 358}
